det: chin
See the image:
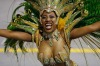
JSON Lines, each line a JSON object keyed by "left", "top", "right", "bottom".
{"left": 45, "top": 30, "right": 53, "bottom": 33}
{"left": 44, "top": 29, "right": 55, "bottom": 33}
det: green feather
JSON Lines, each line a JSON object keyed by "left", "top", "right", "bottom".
{"left": 75, "top": 0, "right": 100, "bottom": 28}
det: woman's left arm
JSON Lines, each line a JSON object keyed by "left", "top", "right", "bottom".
{"left": 70, "top": 21, "right": 100, "bottom": 39}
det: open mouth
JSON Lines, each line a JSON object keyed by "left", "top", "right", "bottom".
{"left": 45, "top": 23, "right": 52, "bottom": 30}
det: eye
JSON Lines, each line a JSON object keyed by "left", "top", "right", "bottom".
{"left": 41, "top": 16, "right": 46, "bottom": 19}
{"left": 50, "top": 15, "right": 55, "bottom": 18}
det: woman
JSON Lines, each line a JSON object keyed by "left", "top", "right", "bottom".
{"left": 0, "top": 0, "right": 100, "bottom": 66}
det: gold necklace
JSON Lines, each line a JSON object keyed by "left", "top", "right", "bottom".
{"left": 41, "top": 29, "right": 60, "bottom": 47}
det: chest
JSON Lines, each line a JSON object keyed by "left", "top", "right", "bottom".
{"left": 34, "top": 30, "right": 71, "bottom": 48}
{"left": 39, "top": 33, "right": 66, "bottom": 48}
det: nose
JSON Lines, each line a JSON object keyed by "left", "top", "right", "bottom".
{"left": 46, "top": 17, "right": 50, "bottom": 21}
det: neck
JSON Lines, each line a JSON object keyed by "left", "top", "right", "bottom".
{"left": 41, "top": 29, "right": 59, "bottom": 40}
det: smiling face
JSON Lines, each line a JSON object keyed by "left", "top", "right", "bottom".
{"left": 40, "top": 10, "right": 57, "bottom": 33}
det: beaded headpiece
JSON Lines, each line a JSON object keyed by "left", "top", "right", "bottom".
{"left": 26, "top": 0, "right": 82, "bottom": 16}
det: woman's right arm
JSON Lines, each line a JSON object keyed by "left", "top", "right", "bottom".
{"left": 0, "top": 29, "right": 32, "bottom": 42}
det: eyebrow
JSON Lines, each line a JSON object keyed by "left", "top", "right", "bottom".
{"left": 41, "top": 14, "right": 55, "bottom": 17}
{"left": 41, "top": 15, "right": 46, "bottom": 17}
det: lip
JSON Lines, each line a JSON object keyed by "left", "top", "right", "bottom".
{"left": 45, "top": 23, "right": 52, "bottom": 30}
{"left": 45, "top": 23, "right": 52, "bottom": 26}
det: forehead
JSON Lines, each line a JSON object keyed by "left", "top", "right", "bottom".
{"left": 41, "top": 10, "right": 56, "bottom": 16}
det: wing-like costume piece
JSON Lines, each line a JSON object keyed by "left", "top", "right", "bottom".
{"left": 57, "top": 0, "right": 100, "bottom": 65}
{"left": 4, "top": 2, "right": 39, "bottom": 56}
{"left": 76, "top": 0, "right": 100, "bottom": 60}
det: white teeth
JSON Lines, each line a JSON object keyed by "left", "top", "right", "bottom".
{"left": 46, "top": 24, "right": 51, "bottom": 26}
{"left": 46, "top": 26, "right": 51, "bottom": 29}
{"left": 45, "top": 23, "right": 52, "bottom": 29}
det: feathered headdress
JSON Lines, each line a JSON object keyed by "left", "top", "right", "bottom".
{"left": 25, "top": 0, "right": 88, "bottom": 30}
{"left": 26, "top": 0, "right": 80, "bottom": 16}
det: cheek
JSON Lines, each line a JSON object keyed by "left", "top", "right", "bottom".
{"left": 53, "top": 19, "right": 57, "bottom": 24}
{"left": 41, "top": 21, "right": 45, "bottom": 26}
{"left": 40, "top": 19, "right": 45, "bottom": 24}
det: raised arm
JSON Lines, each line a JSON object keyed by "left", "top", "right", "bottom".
{"left": 70, "top": 21, "right": 100, "bottom": 39}
{"left": 0, "top": 29, "right": 32, "bottom": 41}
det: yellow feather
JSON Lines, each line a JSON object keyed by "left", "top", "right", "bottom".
{"left": 58, "top": 10, "right": 74, "bottom": 30}
{"left": 58, "top": 18, "right": 65, "bottom": 30}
